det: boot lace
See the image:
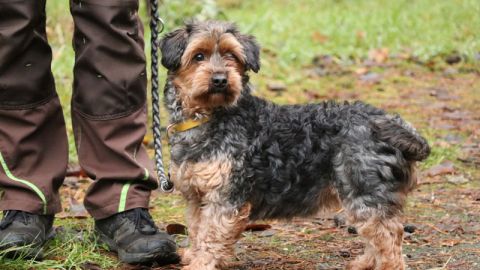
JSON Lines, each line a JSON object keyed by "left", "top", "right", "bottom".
{"left": 0, "top": 210, "right": 32, "bottom": 229}
{"left": 123, "top": 208, "right": 158, "bottom": 235}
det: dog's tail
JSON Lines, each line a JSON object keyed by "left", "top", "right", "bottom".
{"left": 371, "top": 114, "right": 431, "bottom": 161}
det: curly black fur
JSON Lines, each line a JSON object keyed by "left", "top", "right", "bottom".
{"left": 164, "top": 79, "right": 430, "bottom": 221}
{"left": 160, "top": 21, "right": 430, "bottom": 269}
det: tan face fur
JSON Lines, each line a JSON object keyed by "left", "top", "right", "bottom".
{"left": 172, "top": 30, "right": 246, "bottom": 116}
{"left": 161, "top": 21, "right": 260, "bottom": 117}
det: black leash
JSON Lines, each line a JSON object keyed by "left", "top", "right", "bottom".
{"left": 150, "top": 0, "right": 174, "bottom": 192}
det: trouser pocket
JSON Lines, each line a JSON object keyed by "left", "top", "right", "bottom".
{"left": 70, "top": 0, "right": 147, "bottom": 119}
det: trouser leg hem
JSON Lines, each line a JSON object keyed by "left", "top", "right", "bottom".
{"left": 88, "top": 199, "right": 150, "bottom": 220}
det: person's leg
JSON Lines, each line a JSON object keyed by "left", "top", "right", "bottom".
{"left": 0, "top": 0, "right": 68, "bottom": 257}
{"left": 69, "top": 0, "right": 156, "bottom": 220}
{"left": 69, "top": 0, "right": 178, "bottom": 264}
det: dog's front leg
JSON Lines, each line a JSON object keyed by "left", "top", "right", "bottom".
{"left": 182, "top": 200, "right": 202, "bottom": 265}
{"left": 182, "top": 202, "right": 251, "bottom": 270}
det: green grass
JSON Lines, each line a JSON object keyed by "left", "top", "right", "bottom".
{"left": 1, "top": 0, "right": 479, "bottom": 269}
{"left": 223, "top": 0, "right": 480, "bottom": 66}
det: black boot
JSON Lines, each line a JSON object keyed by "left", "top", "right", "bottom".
{"left": 95, "top": 208, "right": 179, "bottom": 265}
{"left": 0, "top": 210, "right": 54, "bottom": 259}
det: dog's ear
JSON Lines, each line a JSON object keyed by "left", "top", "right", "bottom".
{"left": 237, "top": 34, "right": 261, "bottom": 73}
{"left": 159, "top": 27, "right": 190, "bottom": 71}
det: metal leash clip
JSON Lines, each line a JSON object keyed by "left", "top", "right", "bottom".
{"left": 160, "top": 173, "right": 174, "bottom": 193}
{"left": 158, "top": 16, "right": 165, "bottom": 34}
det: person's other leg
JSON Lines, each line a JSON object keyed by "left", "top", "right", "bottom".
{"left": 69, "top": 0, "right": 177, "bottom": 264}
{"left": 0, "top": 0, "right": 68, "bottom": 257}
{"left": 70, "top": 0, "right": 156, "bottom": 220}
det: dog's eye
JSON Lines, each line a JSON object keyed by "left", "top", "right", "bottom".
{"left": 193, "top": 53, "right": 205, "bottom": 62}
{"left": 224, "top": 52, "right": 236, "bottom": 60}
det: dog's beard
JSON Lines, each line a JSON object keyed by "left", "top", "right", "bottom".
{"left": 189, "top": 69, "right": 242, "bottom": 110}
{"left": 191, "top": 87, "right": 239, "bottom": 109}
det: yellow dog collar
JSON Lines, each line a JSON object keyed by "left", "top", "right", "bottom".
{"left": 167, "top": 117, "right": 210, "bottom": 136}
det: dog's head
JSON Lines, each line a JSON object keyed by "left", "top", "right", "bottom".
{"left": 160, "top": 21, "right": 260, "bottom": 115}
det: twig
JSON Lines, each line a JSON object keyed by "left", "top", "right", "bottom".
{"left": 442, "top": 256, "right": 452, "bottom": 269}
{"left": 419, "top": 222, "right": 449, "bottom": 235}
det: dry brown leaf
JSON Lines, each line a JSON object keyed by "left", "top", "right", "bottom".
{"left": 311, "top": 31, "right": 329, "bottom": 44}
{"left": 166, "top": 223, "right": 187, "bottom": 235}
{"left": 425, "top": 160, "right": 456, "bottom": 177}
{"left": 245, "top": 223, "right": 272, "bottom": 232}
{"left": 368, "top": 48, "right": 389, "bottom": 64}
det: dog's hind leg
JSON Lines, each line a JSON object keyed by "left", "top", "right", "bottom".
{"left": 333, "top": 143, "right": 411, "bottom": 270}
{"left": 346, "top": 215, "right": 405, "bottom": 270}
{"left": 183, "top": 202, "right": 251, "bottom": 270}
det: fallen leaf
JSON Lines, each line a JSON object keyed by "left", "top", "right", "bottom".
{"left": 80, "top": 262, "right": 102, "bottom": 270}
{"left": 245, "top": 223, "right": 272, "bottom": 232}
{"left": 66, "top": 164, "right": 87, "bottom": 178}
{"left": 446, "top": 174, "right": 469, "bottom": 184}
{"left": 356, "top": 30, "right": 366, "bottom": 41}
{"left": 355, "top": 67, "right": 369, "bottom": 75}
{"left": 166, "top": 223, "right": 187, "bottom": 235}
{"left": 425, "top": 160, "right": 455, "bottom": 177}
{"left": 267, "top": 82, "right": 287, "bottom": 92}
{"left": 368, "top": 48, "right": 389, "bottom": 64}
{"left": 259, "top": 229, "right": 277, "bottom": 237}
{"left": 143, "top": 134, "right": 153, "bottom": 146}
{"left": 311, "top": 31, "right": 329, "bottom": 44}
{"left": 303, "top": 89, "right": 322, "bottom": 100}
{"left": 359, "top": 72, "right": 382, "bottom": 84}
{"left": 440, "top": 238, "right": 462, "bottom": 247}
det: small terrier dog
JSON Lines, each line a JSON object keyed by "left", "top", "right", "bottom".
{"left": 160, "top": 21, "right": 430, "bottom": 270}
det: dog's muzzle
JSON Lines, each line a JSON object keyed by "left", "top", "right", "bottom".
{"left": 209, "top": 73, "right": 228, "bottom": 93}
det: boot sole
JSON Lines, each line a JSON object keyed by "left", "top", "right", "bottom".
{"left": 96, "top": 231, "right": 179, "bottom": 265}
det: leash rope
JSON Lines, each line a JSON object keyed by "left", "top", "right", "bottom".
{"left": 150, "top": 0, "right": 174, "bottom": 192}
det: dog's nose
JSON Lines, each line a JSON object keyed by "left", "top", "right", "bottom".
{"left": 211, "top": 73, "right": 228, "bottom": 89}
